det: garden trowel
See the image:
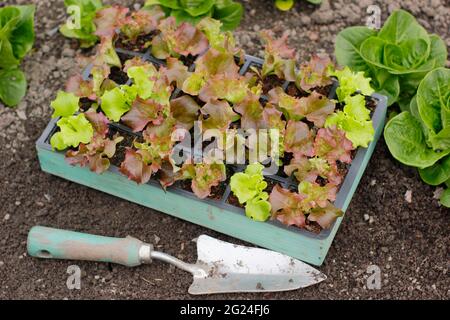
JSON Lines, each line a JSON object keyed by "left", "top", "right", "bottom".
{"left": 27, "top": 226, "right": 326, "bottom": 294}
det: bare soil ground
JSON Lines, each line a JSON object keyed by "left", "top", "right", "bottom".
{"left": 0, "top": 0, "right": 449, "bottom": 300}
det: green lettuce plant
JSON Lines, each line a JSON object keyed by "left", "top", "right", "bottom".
{"left": 60, "top": 0, "right": 104, "bottom": 48}
{"left": 230, "top": 163, "right": 271, "bottom": 222}
{"left": 274, "top": 0, "right": 322, "bottom": 11}
{"left": 144, "top": 0, "right": 243, "bottom": 31}
{"left": 335, "top": 9, "right": 447, "bottom": 108}
{"left": 0, "top": 4, "right": 35, "bottom": 107}
{"left": 384, "top": 68, "right": 450, "bottom": 207}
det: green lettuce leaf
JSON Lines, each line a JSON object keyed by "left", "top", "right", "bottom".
{"left": 50, "top": 91, "right": 80, "bottom": 118}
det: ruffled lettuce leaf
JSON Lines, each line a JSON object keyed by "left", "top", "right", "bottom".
{"left": 314, "top": 126, "right": 354, "bottom": 163}
{"left": 50, "top": 91, "right": 80, "bottom": 118}
{"left": 285, "top": 156, "right": 342, "bottom": 185}
{"left": 200, "top": 99, "right": 239, "bottom": 131}
{"left": 151, "top": 17, "right": 208, "bottom": 59}
{"left": 199, "top": 74, "right": 248, "bottom": 104}
{"left": 66, "top": 133, "right": 123, "bottom": 174}
{"left": 121, "top": 98, "right": 165, "bottom": 132}
{"left": 331, "top": 66, "right": 374, "bottom": 101}
{"left": 100, "top": 85, "right": 137, "bottom": 122}
{"left": 120, "top": 7, "right": 163, "bottom": 42}
{"left": 94, "top": 5, "right": 129, "bottom": 38}
{"left": 51, "top": 113, "right": 94, "bottom": 150}
{"left": 260, "top": 30, "right": 296, "bottom": 81}
{"left": 170, "top": 95, "right": 200, "bottom": 130}
{"left": 230, "top": 163, "right": 267, "bottom": 204}
{"left": 284, "top": 120, "right": 315, "bottom": 157}
{"left": 269, "top": 185, "right": 306, "bottom": 228}
{"left": 308, "top": 202, "right": 343, "bottom": 229}
{"left": 177, "top": 161, "right": 227, "bottom": 199}
{"left": 296, "top": 54, "right": 334, "bottom": 92}
{"left": 298, "top": 181, "right": 337, "bottom": 211}
{"left": 325, "top": 94, "right": 374, "bottom": 148}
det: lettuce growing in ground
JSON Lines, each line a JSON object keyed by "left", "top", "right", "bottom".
{"left": 0, "top": 4, "right": 35, "bottom": 107}
{"left": 335, "top": 9, "right": 447, "bottom": 108}
{"left": 60, "top": 0, "right": 104, "bottom": 48}
{"left": 144, "top": 0, "right": 243, "bottom": 31}
{"left": 230, "top": 163, "right": 271, "bottom": 222}
{"left": 385, "top": 68, "right": 450, "bottom": 207}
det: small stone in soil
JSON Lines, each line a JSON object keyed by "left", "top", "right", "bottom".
{"left": 4, "top": 214, "right": 10, "bottom": 221}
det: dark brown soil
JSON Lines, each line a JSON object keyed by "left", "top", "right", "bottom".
{"left": 1, "top": 0, "right": 449, "bottom": 300}
{"left": 285, "top": 83, "right": 333, "bottom": 98}
{"left": 262, "top": 75, "right": 285, "bottom": 94}
{"left": 109, "top": 67, "right": 129, "bottom": 85}
{"left": 115, "top": 32, "right": 158, "bottom": 53}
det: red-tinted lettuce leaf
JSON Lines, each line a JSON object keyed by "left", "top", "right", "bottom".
{"left": 163, "top": 57, "right": 191, "bottom": 88}
{"left": 170, "top": 95, "right": 201, "bottom": 130}
{"left": 233, "top": 91, "right": 264, "bottom": 129}
{"left": 307, "top": 201, "right": 343, "bottom": 229}
{"left": 284, "top": 120, "right": 314, "bottom": 157}
{"left": 152, "top": 17, "right": 208, "bottom": 59}
{"left": 298, "top": 181, "right": 337, "bottom": 211}
{"left": 120, "top": 7, "right": 163, "bottom": 42}
{"left": 143, "top": 116, "right": 177, "bottom": 157}
{"left": 66, "top": 133, "right": 123, "bottom": 174}
{"left": 296, "top": 54, "right": 334, "bottom": 92}
{"left": 66, "top": 75, "right": 96, "bottom": 100}
{"left": 119, "top": 147, "right": 158, "bottom": 184}
{"left": 268, "top": 87, "right": 303, "bottom": 121}
{"left": 260, "top": 30, "right": 296, "bottom": 81}
{"left": 84, "top": 109, "right": 110, "bottom": 138}
{"left": 195, "top": 48, "right": 240, "bottom": 78}
{"left": 121, "top": 98, "right": 165, "bottom": 132}
{"left": 313, "top": 126, "right": 354, "bottom": 164}
{"left": 300, "top": 91, "right": 336, "bottom": 128}
{"left": 200, "top": 99, "right": 239, "bottom": 131}
{"left": 269, "top": 185, "right": 306, "bottom": 228}
{"left": 199, "top": 74, "right": 248, "bottom": 104}
{"left": 261, "top": 103, "right": 286, "bottom": 131}
{"left": 94, "top": 6, "right": 129, "bottom": 38}
{"left": 178, "top": 162, "right": 227, "bottom": 199}
{"left": 285, "top": 156, "right": 343, "bottom": 185}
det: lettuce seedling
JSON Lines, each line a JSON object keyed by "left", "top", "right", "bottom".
{"left": 258, "top": 30, "right": 296, "bottom": 81}
{"left": 51, "top": 91, "right": 80, "bottom": 118}
{"left": 313, "top": 126, "right": 354, "bottom": 164}
{"left": 0, "top": 5, "right": 35, "bottom": 107}
{"left": 269, "top": 87, "right": 335, "bottom": 126}
{"left": 51, "top": 114, "right": 94, "bottom": 151}
{"left": 269, "top": 183, "right": 342, "bottom": 230}
{"left": 66, "top": 110, "right": 123, "bottom": 174}
{"left": 60, "top": 0, "right": 104, "bottom": 48}
{"left": 230, "top": 163, "right": 271, "bottom": 222}
{"left": 101, "top": 85, "right": 137, "bottom": 122}
{"left": 176, "top": 161, "right": 227, "bottom": 199}
{"left": 325, "top": 94, "right": 374, "bottom": 148}
{"left": 120, "top": 7, "right": 164, "bottom": 43}
{"left": 330, "top": 66, "right": 374, "bottom": 102}
{"left": 296, "top": 54, "right": 334, "bottom": 92}
{"left": 151, "top": 17, "right": 208, "bottom": 59}
{"left": 285, "top": 156, "right": 342, "bottom": 186}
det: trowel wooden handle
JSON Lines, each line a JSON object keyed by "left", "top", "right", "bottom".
{"left": 27, "top": 226, "right": 152, "bottom": 267}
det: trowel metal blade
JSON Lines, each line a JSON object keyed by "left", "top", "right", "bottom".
{"left": 188, "top": 235, "right": 326, "bottom": 295}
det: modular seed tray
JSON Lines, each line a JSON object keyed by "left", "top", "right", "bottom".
{"left": 37, "top": 47, "right": 388, "bottom": 266}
